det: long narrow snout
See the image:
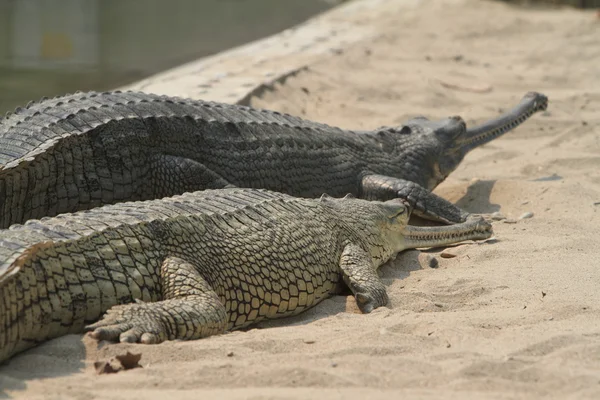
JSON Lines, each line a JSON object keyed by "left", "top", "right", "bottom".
{"left": 457, "top": 92, "right": 548, "bottom": 155}
{"left": 402, "top": 216, "right": 493, "bottom": 250}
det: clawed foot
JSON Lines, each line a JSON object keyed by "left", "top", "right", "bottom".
{"left": 355, "top": 290, "right": 389, "bottom": 314}
{"left": 85, "top": 303, "right": 169, "bottom": 344}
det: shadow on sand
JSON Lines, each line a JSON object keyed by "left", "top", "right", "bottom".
{"left": 453, "top": 179, "right": 501, "bottom": 215}
{"left": 0, "top": 335, "right": 87, "bottom": 398}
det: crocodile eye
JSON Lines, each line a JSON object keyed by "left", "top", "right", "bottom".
{"left": 399, "top": 125, "right": 412, "bottom": 135}
{"left": 393, "top": 206, "right": 406, "bottom": 217}
{"left": 382, "top": 201, "right": 406, "bottom": 218}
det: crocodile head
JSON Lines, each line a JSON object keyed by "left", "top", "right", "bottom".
{"left": 321, "top": 194, "right": 492, "bottom": 269}
{"left": 321, "top": 194, "right": 412, "bottom": 262}
{"left": 392, "top": 92, "right": 548, "bottom": 190}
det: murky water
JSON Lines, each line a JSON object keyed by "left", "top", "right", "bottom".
{"left": 0, "top": 0, "right": 336, "bottom": 113}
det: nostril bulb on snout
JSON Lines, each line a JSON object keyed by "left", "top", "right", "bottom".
{"left": 450, "top": 115, "right": 466, "bottom": 125}
{"left": 450, "top": 115, "right": 466, "bottom": 129}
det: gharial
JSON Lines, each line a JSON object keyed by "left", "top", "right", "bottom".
{"left": 0, "top": 90, "right": 547, "bottom": 229}
{"left": 0, "top": 188, "right": 492, "bottom": 363}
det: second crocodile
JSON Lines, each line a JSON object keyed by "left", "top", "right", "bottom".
{"left": 0, "top": 188, "right": 492, "bottom": 362}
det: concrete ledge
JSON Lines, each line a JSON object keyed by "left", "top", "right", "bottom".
{"left": 121, "top": 0, "right": 422, "bottom": 104}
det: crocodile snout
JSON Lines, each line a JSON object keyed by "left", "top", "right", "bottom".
{"left": 524, "top": 92, "right": 549, "bottom": 112}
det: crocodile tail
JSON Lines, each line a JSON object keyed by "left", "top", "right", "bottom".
{"left": 0, "top": 230, "right": 46, "bottom": 285}
{"left": 0, "top": 225, "right": 56, "bottom": 362}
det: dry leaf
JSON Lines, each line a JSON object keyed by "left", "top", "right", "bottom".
{"left": 436, "top": 79, "right": 493, "bottom": 93}
{"left": 115, "top": 351, "right": 143, "bottom": 370}
{"left": 94, "top": 351, "right": 142, "bottom": 374}
{"left": 440, "top": 249, "right": 458, "bottom": 258}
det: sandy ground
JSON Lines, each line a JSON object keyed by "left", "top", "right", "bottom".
{"left": 1, "top": 0, "right": 600, "bottom": 398}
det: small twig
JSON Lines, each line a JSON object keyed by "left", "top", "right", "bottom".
{"left": 436, "top": 79, "right": 493, "bottom": 93}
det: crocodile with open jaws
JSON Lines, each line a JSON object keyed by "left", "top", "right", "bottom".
{"left": 0, "top": 91, "right": 547, "bottom": 228}
{"left": 0, "top": 188, "right": 492, "bottom": 362}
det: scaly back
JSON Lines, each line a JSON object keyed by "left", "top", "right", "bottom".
{"left": 0, "top": 188, "right": 298, "bottom": 286}
{"left": 0, "top": 91, "right": 349, "bottom": 172}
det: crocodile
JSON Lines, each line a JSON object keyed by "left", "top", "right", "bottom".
{"left": 0, "top": 188, "right": 492, "bottom": 362}
{"left": 0, "top": 90, "right": 547, "bottom": 229}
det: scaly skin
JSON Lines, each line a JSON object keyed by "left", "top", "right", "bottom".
{"left": 0, "top": 91, "right": 547, "bottom": 228}
{"left": 0, "top": 188, "right": 492, "bottom": 362}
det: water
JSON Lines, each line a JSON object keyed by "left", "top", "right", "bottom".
{"left": 0, "top": 0, "right": 337, "bottom": 114}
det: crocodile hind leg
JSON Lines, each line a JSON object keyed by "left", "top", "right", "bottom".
{"left": 85, "top": 256, "right": 227, "bottom": 344}
{"left": 360, "top": 174, "right": 469, "bottom": 224}
{"left": 151, "top": 155, "right": 236, "bottom": 197}
{"left": 339, "top": 243, "right": 389, "bottom": 313}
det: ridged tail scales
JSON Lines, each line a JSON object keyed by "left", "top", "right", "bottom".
{"left": 0, "top": 91, "right": 158, "bottom": 229}
{"left": 0, "top": 231, "right": 70, "bottom": 362}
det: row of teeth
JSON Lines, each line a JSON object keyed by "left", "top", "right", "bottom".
{"left": 408, "top": 228, "right": 490, "bottom": 241}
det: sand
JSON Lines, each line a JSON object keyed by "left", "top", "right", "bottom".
{"left": 1, "top": 0, "right": 599, "bottom": 398}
